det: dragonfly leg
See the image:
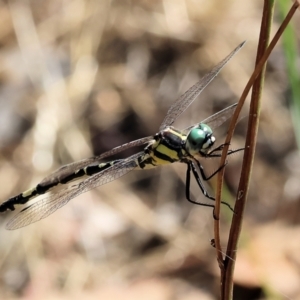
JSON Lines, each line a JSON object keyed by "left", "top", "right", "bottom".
{"left": 195, "top": 159, "right": 227, "bottom": 181}
{"left": 186, "top": 162, "right": 234, "bottom": 212}
{"left": 205, "top": 145, "right": 244, "bottom": 158}
{"left": 185, "top": 162, "right": 215, "bottom": 208}
{"left": 227, "top": 147, "right": 245, "bottom": 155}
{"left": 197, "top": 146, "right": 244, "bottom": 180}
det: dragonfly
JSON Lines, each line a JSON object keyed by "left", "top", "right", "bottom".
{"left": 0, "top": 42, "right": 245, "bottom": 230}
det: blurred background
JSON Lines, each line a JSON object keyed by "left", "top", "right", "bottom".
{"left": 0, "top": 0, "right": 299, "bottom": 299}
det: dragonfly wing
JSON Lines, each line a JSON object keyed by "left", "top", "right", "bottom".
{"left": 159, "top": 42, "right": 245, "bottom": 131}
{"left": 6, "top": 152, "right": 143, "bottom": 230}
{"left": 40, "top": 136, "right": 153, "bottom": 186}
{"left": 201, "top": 103, "right": 237, "bottom": 130}
{"left": 183, "top": 103, "right": 237, "bottom": 133}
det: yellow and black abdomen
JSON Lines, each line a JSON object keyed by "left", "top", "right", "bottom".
{"left": 138, "top": 127, "right": 187, "bottom": 169}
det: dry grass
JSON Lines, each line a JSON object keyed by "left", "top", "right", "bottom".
{"left": 0, "top": 1, "right": 299, "bottom": 299}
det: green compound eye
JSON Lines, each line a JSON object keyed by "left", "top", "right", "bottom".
{"left": 185, "top": 124, "right": 215, "bottom": 155}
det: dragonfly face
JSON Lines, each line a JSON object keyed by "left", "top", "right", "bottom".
{"left": 0, "top": 41, "right": 245, "bottom": 230}
{"left": 185, "top": 124, "right": 215, "bottom": 157}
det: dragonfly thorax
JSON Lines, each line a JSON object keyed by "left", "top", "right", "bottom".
{"left": 185, "top": 123, "right": 215, "bottom": 156}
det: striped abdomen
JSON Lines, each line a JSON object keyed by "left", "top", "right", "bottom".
{"left": 0, "top": 160, "right": 120, "bottom": 212}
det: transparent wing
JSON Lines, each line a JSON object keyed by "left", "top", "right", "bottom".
{"left": 6, "top": 152, "right": 143, "bottom": 230}
{"left": 40, "top": 136, "right": 152, "bottom": 186}
{"left": 183, "top": 103, "right": 237, "bottom": 133}
{"left": 159, "top": 41, "right": 245, "bottom": 131}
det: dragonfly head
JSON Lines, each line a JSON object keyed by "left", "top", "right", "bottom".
{"left": 185, "top": 123, "right": 215, "bottom": 156}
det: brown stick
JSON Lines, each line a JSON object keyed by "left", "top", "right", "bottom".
{"left": 213, "top": 1, "right": 300, "bottom": 299}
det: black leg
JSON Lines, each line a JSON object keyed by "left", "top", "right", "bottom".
{"left": 195, "top": 159, "right": 227, "bottom": 181}
{"left": 205, "top": 146, "right": 244, "bottom": 158}
{"left": 185, "top": 162, "right": 234, "bottom": 212}
{"left": 207, "top": 143, "right": 228, "bottom": 155}
{"left": 184, "top": 145, "right": 243, "bottom": 212}
{"left": 185, "top": 162, "right": 215, "bottom": 208}
{"left": 190, "top": 162, "right": 216, "bottom": 201}
{"left": 197, "top": 146, "right": 245, "bottom": 180}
